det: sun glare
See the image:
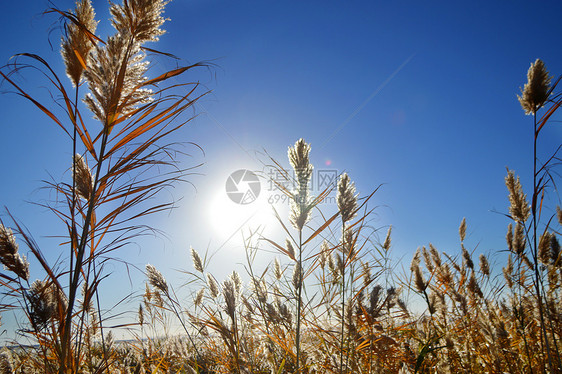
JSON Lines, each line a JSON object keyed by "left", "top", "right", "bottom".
{"left": 208, "top": 184, "right": 279, "bottom": 241}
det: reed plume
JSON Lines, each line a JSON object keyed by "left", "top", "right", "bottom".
{"left": 0, "top": 224, "right": 29, "bottom": 281}
{"left": 190, "top": 247, "right": 204, "bottom": 273}
{"left": 518, "top": 58, "right": 552, "bottom": 115}
{"left": 146, "top": 264, "right": 168, "bottom": 294}
{"left": 337, "top": 173, "right": 357, "bottom": 224}
{"left": 288, "top": 139, "right": 313, "bottom": 231}
{"left": 61, "top": 0, "right": 97, "bottom": 86}
{"left": 72, "top": 154, "right": 94, "bottom": 200}
{"left": 505, "top": 170, "right": 530, "bottom": 223}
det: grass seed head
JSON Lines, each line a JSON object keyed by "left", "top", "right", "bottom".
{"left": 337, "top": 173, "right": 358, "bottom": 223}
{"left": 61, "top": 0, "right": 98, "bottom": 86}
{"left": 138, "top": 304, "right": 144, "bottom": 326}
{"left": 506, "top": 223, "right": 514, "bottom": 252}
{"left": 288, "top": 139, "right": 313, "bottom": 231}
{"left": 518, "top": 58, "right": 552, "bottom": 115}
{"left": 288, "top": 139, "right": 313, "bottom": 186}
{"left": 292, "top": 261, "right": 303, "bottom": 290}
{"left": 429, "top": 244, "right": 442, "bottom": 268}
{"left": 0, "top": 348, "right": 14, "bottom": 374}
{"left": 319, "top": 241, "right": 329, "bottom": 269}
{"left": 410, "top": 248, "right": 421, "bottom": 272}
{"left": 462, "top": 245, "right": 474, "bottom": 270}
{"left": 194, "top": 288, "right": 204, "bottom": 308}
{"left": 513, "top": 222, "right": 526, "bottom": 257}
{"left": 27, "top": 280, "right": 66, "bottom": 331}
{"left": 146, "top": 264, "right": 168, "bottom": 294}
{"left": 383, "top": 226, "right": 392, "bottom": 251}
{"left": 468, "top": 273, "right": 483, "bottom": 300}
{"left": 222, "top": 279, "right": 237, "bottom": 319}
{"left": 190, "top": 247, "right": 204, "bottom": 273}
{"left": 286, "top": 239, "right": 295, "bottom": 260}
{"left": 550, "top": 235, "right": 561, "bottom": 266}
{"left": 73, "top": 154, "right": 94, "bottom": 200}
{"left": 422, "top": 247, "right": 434, "bottom": 273}
{"left": 459, "top": 218, "right": 467, "bottom": 242}
{"left": 479, "top": 254, "right": 490, "bottom": 277}
{"left": 110, "top": 0, "right": 167, "bottom": 43}
{"left": 505, "top": 171, "right": 530, "bottom": 223}
{"left": 413, "top": 264, "right": 426, "bottom": 293}
{"left": 207, "top": 274, "right": 219, "bottom": 299}
{"left": 229, "top": 270, "right": 242, "bottom": 297}
{"left": 539, "top": 232, "right": 552, "bottom": 265}
{"left": 0, "top": 224, "right": 29, "bottom": 281}
{"left": 273, "top": 257, "right": 282, "bottom": 280}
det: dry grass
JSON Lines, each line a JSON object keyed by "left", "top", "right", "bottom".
{"left": 0, "top": 1, "right": 562, "bottom": 373}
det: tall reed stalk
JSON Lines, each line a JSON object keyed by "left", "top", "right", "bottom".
{"left": 0, "top": 0, "right": 208, "bottom": 371}
{"left": 516, "top": 58, "right": 562, "bottom": 371}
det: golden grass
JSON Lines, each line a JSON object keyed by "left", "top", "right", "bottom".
{"left": 0, "top": 1, "right": 561, "bottom": 373}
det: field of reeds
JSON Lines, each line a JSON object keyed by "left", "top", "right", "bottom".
{"left": 0, "top": 1, "right": 562, "bottom": 373}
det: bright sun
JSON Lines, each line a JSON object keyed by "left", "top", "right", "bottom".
{"left": 208, "top": 186, "right": 279, "bottom": 241}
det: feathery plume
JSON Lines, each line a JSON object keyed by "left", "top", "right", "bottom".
{"left": 539, "top": 232, "right": 552, "bottom": 265}
{"left": 479, "top": 254, "right": 490, "bottom": 277}
{"left": 83, "top": 0, "right": 168, "bottom": 126}
{"left": 26, "top": 280, "right": 66, "bottom": 331}
{"left": 288, "top": 139, "right": 313, "bottom": 185}
{"left": 288, "top": 139, "right": 313, "bottom": 230}
{"left": 229, "top": 270, "right": 242, "bottom": 297}
{"left": 207, "top": 274, "right": 219, "bottom": 299}
{"left": 410, "top": 248, "right": 421, "bottom": 272}
{"left": 438, "top": 263, "right": 453, "bottom": 285}
{"left": 286, "top": 239, "right": 296, "bottom": 260}
{"left": 462, "top": 245, "right": 474, "bottom": 270}
{"left": 222, "top": 279, "right": 237, "bottom": 319}
{"left": 429, "top": 244, "right": 442, "bottom": 268}
{"left": 61, "top": 0, "right": 98, "bottom": 86}
{"left": 190, "top": 247, "right": 204, "bottom": 273}
{"left": 383, "top": 226, "right": 392, "bottom": 251}
{"left": 505, "top": 170, "right": 530, "bottom": 222}
{"left": 506, "top": 223, "right": 514, "bottom": 252}
{"left": 252, "top": 278, "right": 268, "bottom": 304}
{"left": 0, "top": 348, "right": 14, "bottom": 374}
{"left": 468, "top": 273, "right": 483, "bottom": 300}
{"left": 110, "top": 0, "right": 167, "bottom": 43}
{"left": 73, "top": 154, "right": 94, "bottom": 200}
{"left": 319, "top": 241, "right": 329, "bottom": 269}
{"left": 413, "top": 265, "right": 426, "bottom": 293}
{"left": 422, "top": 247, "right": 434, "bottom": 274}
{"left": 337, "top": 173, "right": 358, "bottom": 223}
{"left": 292, "top": 261, "right": 303, "bottom": 290}
{"left": 362, "top": 262, "right": 371, "bottom": 287}
{"left": 0, "top": 224, "right": 29, "bottom": 281}
{"left": 194, "top": 289, "right": 204, "bottom": 308}
{"left": 273, "top": 257, "right": 282, "bottom": 280}
{"left": 146, "top": 264, "right": 168, "bottom": 293}
{"left": 138, "top": 304, "right": 144, "bottom": 326}
{"left": 550, "top": 235, "right": 560, "bottom": 265}
{"left": 341, "top": 225, "right": 355, "bottom": 256}
{"left": 459, "top": 218, "right": 467, "bottom": 242}
{"left": 518, "top": 58, "right": 552, "bottom": 115}
{"left": 513, "top": 222, "right": 526, "bottom": 257}
{"left": 328, "top": 253, "right": 337, "bottom": 279}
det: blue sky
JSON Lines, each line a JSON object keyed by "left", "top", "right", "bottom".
{"left": 1, "top": 0, "right": 562, "bottom": 339}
